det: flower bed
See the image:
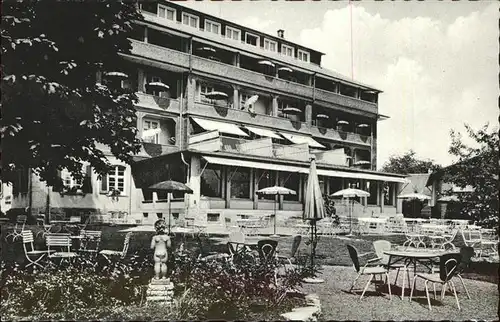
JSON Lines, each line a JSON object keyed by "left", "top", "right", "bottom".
{"left": 1, "top": 248, "right": 313, "bottom": 320}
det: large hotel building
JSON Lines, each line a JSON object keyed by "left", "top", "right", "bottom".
{"left": 7, "top": 1, "right": 406, "bottom": 226}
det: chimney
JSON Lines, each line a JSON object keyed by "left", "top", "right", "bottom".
{"left": 277, "top": 29, "right": 284, "bottom": 38}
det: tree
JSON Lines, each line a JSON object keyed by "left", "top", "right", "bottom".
{"left": 380, "top": 150, "right": 442, "bottom": 174}
{"left": 443, "top": 124, "right": 499, "bottom": 228}
{"left": 1, "top": 1, "right": 143, "bottom": 188}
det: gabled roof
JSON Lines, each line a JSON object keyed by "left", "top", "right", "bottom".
{"left": 399, "top": 173, "right": 432, "bottom": 196}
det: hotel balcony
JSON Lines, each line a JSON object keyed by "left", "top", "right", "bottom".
{"left": 136, "top": 92, "right": 180, "bottom": 114}
{"left": 127, "top": 40, "right": 378, "bottom": 115}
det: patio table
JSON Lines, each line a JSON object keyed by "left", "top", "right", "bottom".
{"left": 384, "top": 249, "right": 453, "bottom": 299}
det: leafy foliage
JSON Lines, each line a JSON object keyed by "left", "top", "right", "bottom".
{"left": 443, "top": 124, "right": 499, "bottom": 228}
{"left": 1, "top": 1, "right": 143, "bottom": 188}
{"left": 381, "top": 150, "right": 442, "bottom": 174}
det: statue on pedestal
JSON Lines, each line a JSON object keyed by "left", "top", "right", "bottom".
{"left": 150, "top": 219, "right": 171, "bottom": 279}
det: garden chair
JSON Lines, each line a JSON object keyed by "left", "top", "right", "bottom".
{"left": 5, "top": 215, "right": 27, "bottom": 242}
{"left": 402, "top": 224, "right": 426, "bottom": 249}
{"left": 372, "top": 240, "right": 410, "bottom": 299}
{"left": 277, "top": 235, "right": 302, "bottom": 267}
{"left": 22, "top": 230, "right": 54, "bottom": 268}
{"left": 78, "top": 215, "right": 91, "bottom": 231}
{"left": 409, "top": 253, "right": 462, "bottom": 311}
{"left": 346, "top": 244, "right": 392, "bottom": 300}
{"left": 479, "top": 229, "right": 498, "bottom": 257}
{"left": 428, "top": 229, "right": 458, "bottom": 250}
{"left": 36, "top": 224, "right": 54, "bottom": 239}
{"left": 257, "top": 239, "right": 278, "bottom": 264}
{"left": 99, "top": 232, "right": 132, "bottom": 263}
{"left": 461, "top": 229, "right": 482, "bottom": 256}
{"left": 196, "top": 235, "right": 230, "bottom": 262}
{"left": 79, "top": 230, "right": 102, "bottom": 259}
{"left": 46, "top": 233, "right": 78, "bottom": 263}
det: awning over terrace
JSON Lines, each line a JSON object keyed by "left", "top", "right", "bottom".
{"left": 245, "top": 126, "right": 282, "bottom": 139}
{"left": 202, "top": 155, "right": 407, "bottom": 183}
{"left": 279, "top": 132, "right": 325, "bottom": 149}
{"left": 191, "top": 117, "right": 248, "bottom": 137}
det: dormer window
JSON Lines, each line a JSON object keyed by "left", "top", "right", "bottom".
{"left": 226, "top": 26, "right": 240, "bottom": 41}
{"left": 182, "top": 12, "right": 199, "bottom": 28}
{"left": 264, "top": 38, "right": 277, "bottom": 52}
{"left": 158, "top": 5, "right": 175, "bottom": 21}
{"left": 205, "top": 19, "right": 221, "bottom": 35}
{"left": 298, "top": 49, "right": 309, "bottom": 62}
{"left": 245, "top": 32, "right": 260, "bottom": 47}
{"left": 281, "top": 44, "right": 294, "bottom": 58}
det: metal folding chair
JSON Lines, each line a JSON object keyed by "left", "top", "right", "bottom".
{"left": 99, "top": 232, "right": 132, "bottom": 263}
{"left": 46, "top": 233, "right": 78, "bottom": 264}
{"left": 5, "top": 215, "right": 27, "bottom": 242}
{"left": 22, "top": 230, "right": 53, "bottom": 268}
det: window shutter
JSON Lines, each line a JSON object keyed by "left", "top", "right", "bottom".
{"left": 52, "top": 170, "right": 63, "bottom": 192}
{"left": 82, "top": 165, "right": 93, "bottom": 193}
{"left": 100, "top": 172, "right": 108, "bottom": 193}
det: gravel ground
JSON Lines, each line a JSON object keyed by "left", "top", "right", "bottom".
{"left": 300, "top": 265, "right": 499, "bottom": 321}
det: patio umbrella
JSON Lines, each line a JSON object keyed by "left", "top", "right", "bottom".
{"left": 354, "top": 160, "right": 371, "bottom": 166}
{"left": 398, "top": 192, "right": 431, "bottom": 219}
{"left": 149, "top": 180, "right": 193, "bottom": 235}
{"left": 205, "top": 91, "right": 229, "bottom": 100}
{"left": 316, "top": 114, "right": 329, "bottom": 119}
{"left": 243, "top": 95, "right": 259, "bottom": 110}
{"left": 105, "top": 71, "right": 128, "bottom": 79}
{"left": 337, "top": 120, "right": 350, "bottom": 125}
{"left": 258, "top": 60, "right": 275, "bottom": 68}
{"left": 146, "top": 82, "right": 170, "bottom": 92}
{"left": 283, "top": 107, "right": 302, "bottom": 115}
{"left": 197, "top": 46, "right": 217, "bottom": 53}
{"left": 303, "top": 156, "right": 325, "bottom": 281}
{"left": 357, "top": 124, "right": 370, "bottom": 128}
{"left": 331, "top": 188, "right": 370, "bottom": 236}
{"left": 256, "top": 186, "right": 296, "bottom": 237}
{"left": 278, "top": 66, "right": 293, "bottom": 73}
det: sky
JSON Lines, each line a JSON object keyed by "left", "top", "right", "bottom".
{"left": 178, "top": 0, "right": 499, "bottom": 168}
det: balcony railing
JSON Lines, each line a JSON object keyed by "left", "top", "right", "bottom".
{"left": 140, "top": 142, "right": 179, "bottom": 158}
{"left": 310, "top": 126, "right": 372, "bottom": 146}
{"left": 129, "top": 40, "right": 378, "bottom": 115}
{"left": 136, "top": 92, "right": 180, "bottom": 113}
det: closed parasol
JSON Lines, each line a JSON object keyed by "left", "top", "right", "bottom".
{"left": 303, "top": 156, "right": 325, "bottom": 283}
{"left": 256, "top": 186, "right": 296, "bottom": 237}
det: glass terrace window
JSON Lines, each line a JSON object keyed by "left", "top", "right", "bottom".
{"left": 182, "top": 13, "right": 199, "bottom": 28}
{"left": 257, "top": 170, "right": 276, "bottom": 200}
{"left": 158, "top": 5, "right": 175, "bottom": 21}
{"left": 230, "top": 167, "right": 250, "bottom": 199}
{"left": 245, "top": 32, "right": 259, "bottom": 47}
{"left": 201, "top": 165, "right": 223, "bottom": 198}
{"left": 143, "top": 119, "right": 160, "bottom": 144}
{"left": 281, "top": 172, "right": 299, "bottom": 201}
{"left": 281, "top": 44, "right": 294, "bottom": 58}
{"left": 226, "top": 26, "right": 240, "bottom": 41}
{"left": 205, "top": 19, "right": 221, "bottom": 35}
{"left": 264, "top": 38, "right": 277, "bottom": 52}
{"left": 298, "top": 49, "right": 309, "bottom": 62}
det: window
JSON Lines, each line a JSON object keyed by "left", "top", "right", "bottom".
{"left": 61, "top": 169, "right": 83, "bottom": 189}
{"left": 158, "top": 5, "right": 175, "bottom": 21}
{"left": 205, "top": 19, "right": 221, "bottom": 35}
{"left": 281, "top": 172, "right": 299, "bottom": 201}
{"left": 199, "top": 84, "right": 214, "bottom": 103}
{"left": 230, "top": 167, "right": 250, "bottom": 199}
{"left": 182, "top": 13, "right": 199, "bottom": 28}
{"left": 264, "top": 38, "right": 277, "bottom": 52}
{"left": 143, "top": 119, "right": 160, "bottom": 144}
{"left": 101, "top": 165, "right": 126, "bottom": 194}
{"left": 226, "top": 26, "right": 240, "bottom": 41}
{"left": 257, "top": 170, "right": 276, "bottom": 200}
{"left": 245, "top": 32, "right": 259, "bottom": 47}
{"left": 201, "top": 165, "right": 223, "bottom": 198}
{"left": 298, "top": 49, "right": 309, "bottom": 62}
{"left": 384, "top": 182, "right": 394, "bottom": 206}
{"left": 281, "top": 44, "right": 294, "bottom": 58}
{"left": 207, "top": 213, "right": 220, "bottom": 222}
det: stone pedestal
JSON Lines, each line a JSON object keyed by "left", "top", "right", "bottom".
{"left": 146, "top": 278, "right": 174, "bottom": 305}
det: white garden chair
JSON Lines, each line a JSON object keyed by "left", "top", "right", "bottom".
{"left": 46, "top": 233, "right": 78, "bottom": 263}
{"left": 99, "top": 232, "right": 132, "bottom": 263}
{"left": 22, "top": 230, "right": 54, "bottom": 268}
{"left": 5, "top": 215, "right": 27, "bottom": 242}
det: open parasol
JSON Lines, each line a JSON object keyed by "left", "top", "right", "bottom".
{"left": 105, "top": 71, "right": 128, "bottom": 79}
{"left": 149, "top": 180, "right": 193, "bottom": 235}
{"left": 316, "top": 114, "right": 330, "bottom": 119}
{"left": 283, "top": 107, "right": 302, "bottom": 115}
{"left": 331, "top": 188, "right": 370, "bottom": 236}
{"left": 205, "top": 91, "right": 229, "bottom": 100}
{"left": 256, "top": 186, "right": 296, "bottom": 237}
{"left": 258, "top": 60, "right": 275, "bottom": 68}
{"left": 146, "top": 82, "right": 170, "bottom": 92}
{"left": 278, "top": 66, "right": 293, "bottom": 73}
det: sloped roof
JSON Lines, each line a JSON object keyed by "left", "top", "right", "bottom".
{"left": 399, "top": 173, "right": 432, "bottom": 196}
